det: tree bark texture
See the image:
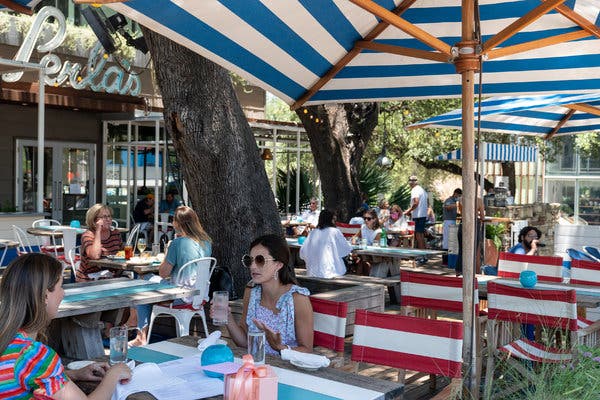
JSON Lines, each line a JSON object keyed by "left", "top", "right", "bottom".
{"left": 142, "top": 28, "right": 282, "bottom": 297}
{"left": 296, "top": 103, "right": 378, "bottom": 222}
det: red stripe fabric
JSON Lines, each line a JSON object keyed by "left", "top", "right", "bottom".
{"left": 314, "top": 331, "right": 345, "bottom": 353}
{"left": 401, "top": 271, "right": 463, "bottom": 288}
{"left": 498, "top": 252, "right": 563, "bottom": 282}
{"left": 500, "top": 339, "right": 571, "bottom": 363}
{"left": 310, "top": 297, "right": 348, "bottom": 317}
{"left": 310, "top": 297, "right": 347, "bottom": 352}
{"left": 401, "top": 295, "right": 463, "bottom": 313}
{"left": 499, "top": 252, "right": 563, "bottom": 266}
{"left": 354, "top": 310, "right": 463, "bottom": 340}
{"left": 351, "top": 345, "right": 462, "bottom": 378}
{"left": 487, "top": 282, "right": 578, "bottom": 331}
{"left": 335, "top": 222, "right": 360, "bottom": 237}
{"left": 571, "top": 259, "right": 600, "bottom": 285}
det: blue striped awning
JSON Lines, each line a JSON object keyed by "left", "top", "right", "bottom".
{"left": 437, "top": 142, "right": 538, "bottom": 162}
{"left": 98, "top": 0, "right": 600, "bottom": 106}
{"left": 411, "top": 92, "right": 600, "bottom": 138}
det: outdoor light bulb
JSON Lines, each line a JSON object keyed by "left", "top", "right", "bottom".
{"left": 310, "top": 115, "right": 313, "bottom": 119}
{"left": 103, "top": 54, "right": 108, "bottom": 59}
{"left": 303, "top": 109, "right": 308, "bottom": 114}
{"left": 315, "top": 118, "right": 320, "bottom": 123}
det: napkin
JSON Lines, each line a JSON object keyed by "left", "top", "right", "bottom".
{"left": 280, "top": 349, "right": 330, "bottom": 368}
{"left": 197, "top": 331, "right": 222, "bottom": 352}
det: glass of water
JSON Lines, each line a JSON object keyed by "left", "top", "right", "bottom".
{"left": 109, "top": 326, "right": 128, "bottom": 365}
{"left": 247, "top": 330, "right": 266, "bottom": 364}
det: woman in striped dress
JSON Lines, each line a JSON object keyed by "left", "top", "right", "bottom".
{"left": 0, "top": 253, "right": 130, "bottom": 399}
{"left": 76, "top": 204, "right": 123, "bottom": 282}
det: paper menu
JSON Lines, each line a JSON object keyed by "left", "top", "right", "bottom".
{"left": 112, "top": 357, "right": 224, "bottom": 400}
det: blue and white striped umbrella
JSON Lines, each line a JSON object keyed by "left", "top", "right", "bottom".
{"left": 98, "top": 0, "right": 600, "bottom": 107}
{"left": 437, "top": 142, "right": 538, "bottom": 162}
{"left": 411, "top": 92, "right": 600, "bottom": 138}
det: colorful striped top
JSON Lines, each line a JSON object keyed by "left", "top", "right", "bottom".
{"left": 0, "top": 332, "right": 68, "bottom": 399}
{"left": 77, "top": 229, "right": 123, "bottom": 281}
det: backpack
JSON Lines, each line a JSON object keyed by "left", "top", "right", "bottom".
{"left": 209, "top": 265, "right": 237, "bottom": 300}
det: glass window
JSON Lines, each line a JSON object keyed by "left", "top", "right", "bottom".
{"left": 579, "top": 180, "right": 600, "bottom": 226}
{"left": 546, "top": 136, "right": 576, "bottom": 174}
{"left": 545, "top": 179, "right": 575, "bottom": 217}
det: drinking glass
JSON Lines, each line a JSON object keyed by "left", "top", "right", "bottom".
{"left": 124, "top": 245, "right": 134, "bottom": 260}
{"left": 137, "top": 238, "right": 147, "bottom": 254}
{"left": 109, "top": 326, "right": 128, "bottom": 365}
{"left": 247, "top": 330, "right": 266, "bottom": 364}
{"left": 212, "top": 291, "right": 229, "bottom": 326}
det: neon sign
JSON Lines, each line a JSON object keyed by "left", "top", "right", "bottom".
{"left": 2, "top": 6, "right": 141, "bottom": 97}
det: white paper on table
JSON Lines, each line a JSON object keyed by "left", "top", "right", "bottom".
{"left": 111, "top": 363, "right": 184, "bottom": 400}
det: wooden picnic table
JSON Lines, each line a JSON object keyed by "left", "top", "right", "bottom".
{"left": 89, "top": 257, "right": 161, "bottom": 275}
{"left": 51, "top": 278, "right": 197, "bottom": 360}
{"left": 122, "top": 336, "right": 404, "bottom": 400}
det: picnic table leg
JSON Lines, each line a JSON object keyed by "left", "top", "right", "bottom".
{"left": 52, "top": 312, "right": 105, "bottom": 359}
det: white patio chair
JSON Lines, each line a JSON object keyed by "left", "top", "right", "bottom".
{"left": 32, "top": 218, "right": 64, "bottom": 257}
{"left": 66, "top": 246, "right": 81, "bottom": 282}
{"left": 12, "top": 225, "right": 34, "bottom": 255}
{"left": 147, "top": 257, "right": 217, "bottom": 339}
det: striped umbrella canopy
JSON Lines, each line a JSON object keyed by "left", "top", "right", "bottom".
{"left": 436, "top": 142, "right": 538, "bottom": 161}
{"left": 411, "top": 92, "right": 600, "bottom": 139}
{"left": 96, "top": 0, "right": 600, "bottom": 108}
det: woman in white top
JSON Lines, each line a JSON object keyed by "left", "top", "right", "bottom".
{"left": 300, "top": 210, "right": 353, "bottom": 278}
{"left": 354, "top": 209, "right": 382, "bottom": 245}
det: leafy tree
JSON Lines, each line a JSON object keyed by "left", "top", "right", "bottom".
{"left": 359, "top": 162, "right": 392, "bottom": 207}
{"left": 275, "top": 167, "right": 313, "bottom": 214}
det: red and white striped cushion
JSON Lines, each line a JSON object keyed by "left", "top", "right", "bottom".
{"left": 487, "top": 281, "right": 578, "bottom": 331}
{"left": 351, "top": 310, "right": 463, "bottom": 378}
{"left": 498, "top": 252, "right": 563, "bottom": 283}
{"left": 400, "top": 271, "right": 479, "bottom": 314}
{"left": 500, "top": 338, "right": 572, "bottom": 363}
{"left": 310, "top": 297, "right": 347, "bottom": 353}
{"left": 571, "top": 259, "right": 600, "bottom": 286}
{"left": 335, "top": 222, "right": 361, "bottom": 238}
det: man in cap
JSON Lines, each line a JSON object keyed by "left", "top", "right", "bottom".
{"left": 404, "top": 176, "right": 429, "bottom": 263}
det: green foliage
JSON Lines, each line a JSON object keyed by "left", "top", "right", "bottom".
{"left": 388, "top": 184, "right": 412, "bottom": 211}
{"left": 490, "top": 346, "right": 600, "bottom": 400}
{"left": 275, "top": 167, "right": 313, "bottom": 213}
{"left": 265, "top": 94, "right": 299, "bottom": 122}
{"left": 485, "top": 222, "right": 507, "bottom": 250}
{"left": 0, "top": 201, "right": 16, "bottom": 213}
{"left": 359, "top": 163, "right": 392, "bottom": 207}
{"left": 575, "top": 132, "right": 600, "bottom": 159}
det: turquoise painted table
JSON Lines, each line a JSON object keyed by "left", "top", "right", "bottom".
{"left": 53, "top": 278, "right": 197, "bottom": 360}
{"left": 124, "top": 336, "right": 403, "bottom": 400}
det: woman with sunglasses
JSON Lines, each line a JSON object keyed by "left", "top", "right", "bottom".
{"left": 0, "top": 253, "right": 131, "bottom": 399}
{"left": 130, "top": 206, "right": 212, "bottom": 346}
{"left": 215, "top": 234, "right": 313, "bottom": 355}
{"left": 352, "top": 209, "right": 382, "bottom": 246}
{"left": 300, "top": 209, "right": 353, "bottom": 278}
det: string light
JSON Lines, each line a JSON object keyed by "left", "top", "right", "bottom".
{"left": 301, "top": 108, "right": 323, "bottom": 124}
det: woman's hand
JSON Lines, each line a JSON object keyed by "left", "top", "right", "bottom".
{"left": 68, "top": 362, "right": 109, "bottom": 382}
{"left": 252, "top": 318, "right": 284, "bottom": 352}
{"left": 106, "top": 362, "right": 132, "bottom": 385}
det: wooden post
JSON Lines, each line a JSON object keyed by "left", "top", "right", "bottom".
{"left": 456, "top": 0, "right": 480, "bottom": 397}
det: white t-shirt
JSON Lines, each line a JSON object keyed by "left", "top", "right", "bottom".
{"left": 360, "top": 225, "right": 381, "bottom": 245}
{"left": 300, "top": 227, "right": 353, "bottom": 278}
{"left": 300, "top": 209, "right": 320, "bottom": 226}
{"left": 411, "top": 185, "right": 429, "bottom": 219}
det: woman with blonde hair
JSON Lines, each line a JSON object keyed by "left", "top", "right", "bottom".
{"left": 0, "top": 253, "right": 131, "bottom": 399}
{"left": 77, "top": 204, "right": 122, "bottom": 282}
{"left": 130, "top": 205, "right": 212, "bottom": 346}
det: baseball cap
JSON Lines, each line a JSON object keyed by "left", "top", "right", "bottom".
{"left": 408, "top": 175, "right": 418, "bottom": 182}
{"left": 146, "top": 193, "right": 155, "bottom": 199}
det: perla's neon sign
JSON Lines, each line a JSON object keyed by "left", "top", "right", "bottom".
{"left": 2, "top": 6, "right": 141, "bottom": 96}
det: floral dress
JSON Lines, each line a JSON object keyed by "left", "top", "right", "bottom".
{"left": 246, "top": 284, "right": 310, "bottom": 355}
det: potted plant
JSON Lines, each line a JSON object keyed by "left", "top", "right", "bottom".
{"left": 484, "top": 222, "right": 507, "bottom": 267}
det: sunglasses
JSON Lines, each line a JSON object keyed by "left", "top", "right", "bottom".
{"left": 364, "top": 217, "right": 374, "bottom": 221}
{"left": 242, "top": 254, "right": 276, "bottom": 268}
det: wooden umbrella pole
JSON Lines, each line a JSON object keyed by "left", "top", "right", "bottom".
{"left": 457, "top": 0, "right": 479, "bottom": 397}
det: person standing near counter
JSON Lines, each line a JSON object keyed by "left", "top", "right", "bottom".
{"left": 442, "top": 188, "right": 462, "bottom": 250}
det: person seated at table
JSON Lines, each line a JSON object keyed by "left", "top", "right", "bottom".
{"left": 133, "top": 193, "right": 155, "bottom": 223}
{"left": 159, "top": 189, "right": 183, "bottom": 216}
{"left": 213, "top": 234, "right": 313, "bottom": 355}
{"left": 76, "top": 204, "right": 123, "bottom": 282}
{"left": 386, "top": 204, "right": 403, "bottom": 228}
{"left": 300, "top": 209, "right": 353, "bottom": 278}
{"left": 0, "top": 253, "right": 131, "bottom": 400}
{"left": 352, "top": 209, "right": 383, "bottom": 275}
{"left": 510, "top": 226, "right": 543, "bottom": 256}
{"left": 377, "top": 199, "right": 390, "bottom": 226}
{"left": 130, "top": 205, "right": 212, "bottom": 346}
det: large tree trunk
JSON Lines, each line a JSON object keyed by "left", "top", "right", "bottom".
{"left": 142, "top": 28, "right": 281, "bottom": 297}
{"left": 296, "top": 103, "right": 378, "bottom": 222}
